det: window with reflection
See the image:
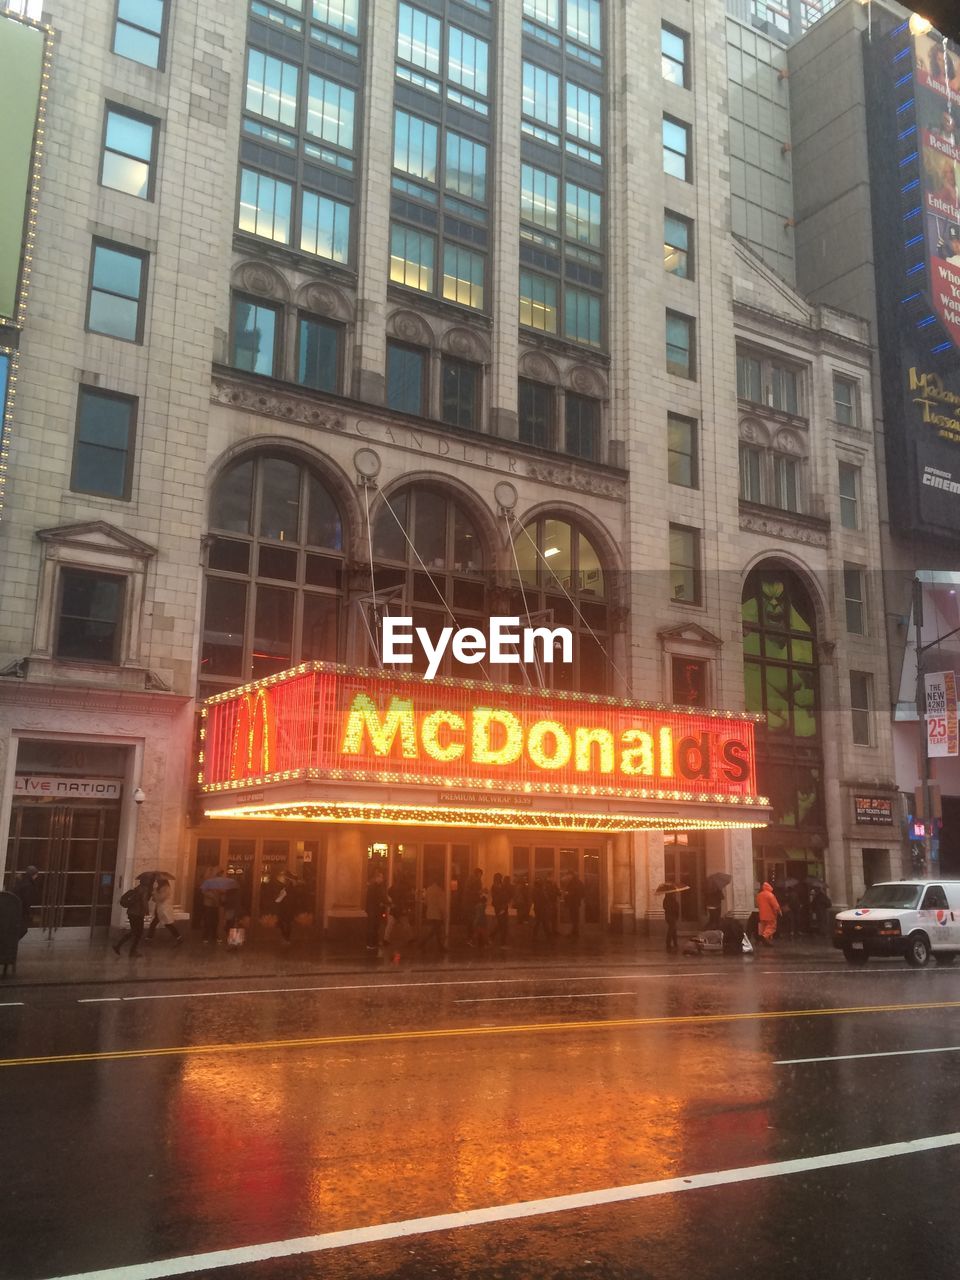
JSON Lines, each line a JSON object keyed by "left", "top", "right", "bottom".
{"left": 742, "top": 567, "right": 825, "bottom": 869}
{"left": 511, "top": 515, "right": 611, "bottom": 693}
{"left": 200, "top": 455, "right": 345, "bottom": 697}
{"left": 371, "top": 486, "right": 486, "bottom": 678}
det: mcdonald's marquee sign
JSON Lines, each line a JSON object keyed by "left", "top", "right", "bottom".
{"left": 199, "top": 664, "right": 770, "bottom": 833}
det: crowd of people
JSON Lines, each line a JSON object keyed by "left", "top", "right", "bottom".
{"left": 661, "top": 875, "right": 833, "bottom": 953}
{"left": 365, "top": 866, "right": 589, "bottom": 960}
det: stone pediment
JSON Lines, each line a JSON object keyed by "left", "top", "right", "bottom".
{"left": 36, "top": 521, "right": 156, "bottom": 560}
{"left": 732, "top": 237, "right": 812, "bottom": 326}
{"left": 657, "top": 623, "right": 723, "bottom": 649}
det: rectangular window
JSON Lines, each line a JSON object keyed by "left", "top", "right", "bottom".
{"left": 669, "top": 524, "right": 701, "bottom": 605}
{"left": 518, "top": 379, "right": 553, "bottom": 449}
{"left": 394, "top": 110, "right": 438, "bottom": 183}
{"left": 522, "top": 62, "right": 560, "bottom": 128}
{"left": 839, "top": 462, "right": 860, "bottom": 530}
{"left": 56, "top": 569, "right": 125, "bottom": 664}
{"left": 113, "top": 0, "right": 166, "bottom": 68}
{"left": 668, "top": 413, "right": 697, "bottom": 488}
{"left": 442, "top": 242, "right": 484, "bottom": 309}
{"left": 445, "top": 132, "right": 486, "bottom": 201}
{"left": 521, "top": 164, "right": 559, "bottom": 229}
{"left": 564, "top": 287, "right": 601, "bottom": 346}
{"left": 231, "top": 295, "right": 279, "bottom": 376}
{"left": 524, "top": 0, "right": 558, "bottom": 28}
{"left": 771, "top": 363, "right": 800, "bottom": 414}
{"left": 72, "top": 388, "right": 136, "bottom": 500}
{"left": 850, "top": 671, "right": 872, "bottom": 745}
{"left": 672, "top": 655, "right": 708, "bottom": 707}
{"left": 565, "top": 393, "right": 600, "bottom": 462}
{"left": 661, "top": 24, "right": 688, "bottom": 87}
{"left": 397, "top": 3, "right": 441, "bottom": 73}
{"left": 238, "top": 168, "right": 293, "bottom": 244}
{"left": 519, "top": 271, "right": 558, "bottom": 333}
{"left": 448, "top": 27, "right": 488, "bottom": 96}
{"left": 844, "top": 565, "right": 865, "bottom": 635}
{"left": 246, "top": 50, "right": 299, "bottom": 126}
{"left": 773, "top": 454, "right": 800, "bottom": 513}
{"left": 664, "top": 210, "right": 692, "bottom": 277}
{"left": 386, "top": 341, "right": 426, "bottom": 415}
{"left": 87, "top": 241, "right": 147, "bottom": 342}
{"left": 313, "top": 0, "right": 358, "bottom": 35}
{"left": 834, "top": 374, "right": 857, "bottom": 426}
{"left": 441, "top": 357, "right": 479, "bottom": 429}
{"left": 739, "top": 444, "right": 762, "bottom": 503}
{"left": 297, "top": 315, "right": 340, "bottom": 392}
{"left": 567, "top": 0, "right": 601, "bottom": 50}
{"left": 565, "top": 183, "right": 602, "bottom": 246}
{"left": 662, "top": 116, "right": 690, "bottom": 181}
{"left": 300, "top": 190, "right": 350, "bottom": 261}
{"left": 390, "top": 223, "right": 435, "bottom": 291}
{"left": 101, "top": 107, "right": 157, "bottom": 200}
{"left": 306, "top": 74, "right": 355, "bottom": 149}
{"left": 737, "top": 353, "right": 762, "bottom": 403}
{"left": 566, "top": 83, "right": 601, "bottom": 146}
{"left": 666, "top": 310, "right": 695, "bottom": 378}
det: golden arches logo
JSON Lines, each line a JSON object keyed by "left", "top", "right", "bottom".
{"left": 230, "top": 688, "right": 275, "bottom": 779}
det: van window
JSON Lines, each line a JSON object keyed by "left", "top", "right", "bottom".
{"left": 921, "top": 885, "right": 948, "bottom": 910}
{"left": 858, "top": 884, "right": 922, "bottom": 909}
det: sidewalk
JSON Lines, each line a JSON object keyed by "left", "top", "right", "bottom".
{"left": 1, "top": 927, "right": 839, "bottom": 989}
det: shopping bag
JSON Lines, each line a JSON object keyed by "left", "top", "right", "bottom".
{"left": 741, "top": 933, "right": 754, "bottom": 955}
{"left": 227, "top": 926, "right": 246, "bottom": 948}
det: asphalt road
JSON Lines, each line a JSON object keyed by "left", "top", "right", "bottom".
{"left": 2, "top": 956, "right": 960, "bottom": 1280}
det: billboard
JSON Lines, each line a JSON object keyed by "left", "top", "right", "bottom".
{"left": 200, "top": 663, "right": 766, "bottom": 821}
{"left": 868, "top": 20, "right": 960, "bottom": 538}
{"left": 0, "top": 11, "right": 45, "bottom": 322}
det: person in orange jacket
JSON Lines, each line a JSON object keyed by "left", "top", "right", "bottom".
{"left": 757, "top": 881, "right": 782, "bottom": 945}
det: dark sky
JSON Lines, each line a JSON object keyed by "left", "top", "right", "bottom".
{"left": 915, "top": 1, "right": 960, "bottom": 41}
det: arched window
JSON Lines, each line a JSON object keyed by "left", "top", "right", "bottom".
{"left": 513, "top": 515, "right": 611, "bottom": 693}
{"left": 371, "top": 485, "right": 486, "bottom": 678}
{"left": 742, "top": 567, "right": 825, "bottom": 884}
{"left": 200, "top": 455, "right": 345, "bottom": 696}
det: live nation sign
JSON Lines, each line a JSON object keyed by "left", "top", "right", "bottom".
{"left": 200, "top": 664, "right": 766, "bottom": 827}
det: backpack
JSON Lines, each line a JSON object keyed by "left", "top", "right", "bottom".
{"left": 119, "top": 887, "right": 140, "bottom": 909}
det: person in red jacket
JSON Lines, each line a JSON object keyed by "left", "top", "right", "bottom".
{"left": 757, "top": 881, "right": 782, "bottom": 945}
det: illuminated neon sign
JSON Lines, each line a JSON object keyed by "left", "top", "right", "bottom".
{"left": 201, "top": 664, "right": 764, "bottom": 809}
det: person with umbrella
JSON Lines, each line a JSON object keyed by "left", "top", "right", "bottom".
{"left": 656, "top": 881, "right": 689, "bottom": 954}
{"left": 199, "top": 871, "right": 237, "bottom": 945}
{"left": 705, "top": 871, "right": 732, "bottom": 928}
{"left": 146, "top": 875, "right": 182, "bottom": 946}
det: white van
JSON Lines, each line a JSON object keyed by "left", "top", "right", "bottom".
{"left": 833, "top": 880, "right": 960, "bottom": 968}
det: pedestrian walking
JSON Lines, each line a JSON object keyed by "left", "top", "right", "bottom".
{"left": 113, "top": 880, "right": 150, "bottom": 957}
{"left": 272, "top": 871, "right": 300, "bottom": 945}
{"left": 490, "top": 873, "right": 512, "bottom": 947}
{"left": 365, "top": 870, "right": 388, "bottom": 953}
{"left": 12, "top": 866, "right": 41, "bottom": 936}
{"left": 200, "top": 872, "right": 224, "bottom": 944}
{"left": 810, "top": 885, "right": 832, "bottom": 936}
{"left": 420, "top": 876, "right": 446, "bottom": 953}
{"left": 531, "top": 878, "right": 552, "bottom": 942}
{"left": 756, "top": 881, "right": 781, "bottom": 946}
{"left": 146, "top": 877, "right": 182, "bottom": 945}
{"left": 514, "top": 877, "right": 531, "bottom": 926}
{"left": 386, "top": 869, "right": 415, "bottom": 962}
{"left": 462, "top": 867, "right": 487, "bottom": 948}
{"left": 564, "top": 871, "right": 585, "bottom": 939}
{"left": 544, "top": 872, "right": 561, "bottom": 937}
{"left": 663, "top": 886, "right": 682, "bottom": 953}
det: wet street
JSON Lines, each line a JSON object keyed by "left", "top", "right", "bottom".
{"left": 2, "top": 955, "right": 960, "bottom": 1279}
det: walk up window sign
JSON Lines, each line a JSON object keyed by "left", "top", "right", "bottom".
{"left": 199, "top": 664, "right": 769, "bottom": 833}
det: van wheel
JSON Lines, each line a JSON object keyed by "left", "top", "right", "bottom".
{"left": 905, "top": 934, "right": 931, "bottom": 968}
{"left": 843, "top": 947, "right": 869, "bottom": 965}
{"left": 934, "top": 952, "right": 957, "bottom": 966}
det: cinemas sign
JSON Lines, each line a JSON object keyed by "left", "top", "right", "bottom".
{"left": 200, "top": 664, "right": 767, "bottom": 829}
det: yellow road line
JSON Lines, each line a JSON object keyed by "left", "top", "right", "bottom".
{"left": 4, "top": 998, "right": 960, "bottom": 1069}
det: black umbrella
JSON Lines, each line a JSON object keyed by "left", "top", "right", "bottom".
{"left": 655, "top": 882, "right": 690, "bottom": 894}
{"left": 706, "top": 872, "right": 732, "bottom": 891}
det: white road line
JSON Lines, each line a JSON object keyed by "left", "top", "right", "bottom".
{"left": 0, "top": 1002, "right": 25, "bottom": 1007}
{"left": 46, "top": 1131, "right": 960, "bottom": 1280}
{"left": 777, "top": 1045, "right": 960, "bottom": 1065}
{"left": 74, "top": 972, "right": 726, "bottom": 1004}
{"left": 454, "top": 992, "right": 635, "bottom": 1003}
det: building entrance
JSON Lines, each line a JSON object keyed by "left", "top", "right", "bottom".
{"left": 6, "top": 801, "right": 120, "bottom": 937}
{"left": 664, "top": 833, "right": 706, "bottom": 923}
{"left": 510, "top": 842, "right": 603, "bottom": 930}
{"left": 193, "top": 834, "right": 324, "bottom": 932}
{"left": 367, "top": 839, "right": 474, "bottom": 939}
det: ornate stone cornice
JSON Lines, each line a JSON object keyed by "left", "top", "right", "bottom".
{"left": 212, "top": 375, "right": 348, "bottom": 433}
{"left": 523, "top": 458, "right": 626, "bottom": 500}
{"left": 738, "top": 501, "right": 830, "bottom": 548}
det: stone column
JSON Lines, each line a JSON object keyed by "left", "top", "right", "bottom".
{"left": 610, "top": 833, "right": 634, "bottom": 933}
{"left": 325, "top": 825, "right": 368, "bottom": 944}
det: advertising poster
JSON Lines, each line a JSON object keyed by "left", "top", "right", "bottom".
{"left": 924, "top": 668, "right": 959, "bottom": 756}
